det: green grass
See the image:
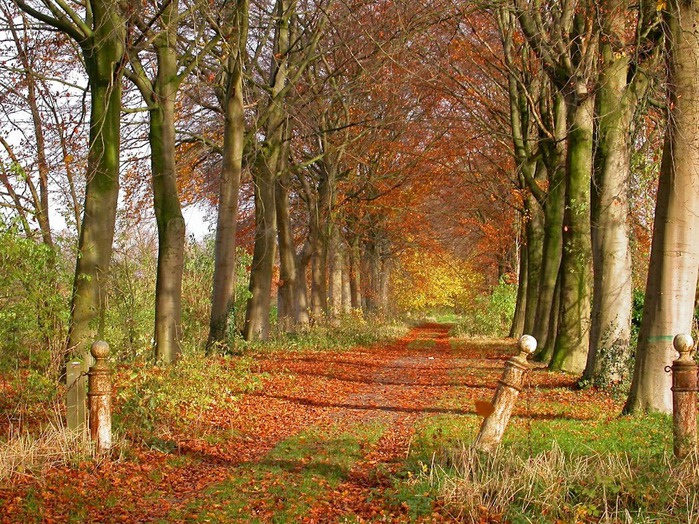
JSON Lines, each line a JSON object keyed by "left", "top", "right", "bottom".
{"left": 394, "top": 411, "right": 698, "bottom": 524}
{"left": 406, "top": 339, "right": 437, "bottom": 350}
{"left": 168, "top": 423, "right": 386, "bottom": 522}
{"left": 242, "top": 316, "right": 409, "bottom": 354}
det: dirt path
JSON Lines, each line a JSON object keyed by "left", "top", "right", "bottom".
{"left": 2, "top": 323, "right": 617, "bottom": 523}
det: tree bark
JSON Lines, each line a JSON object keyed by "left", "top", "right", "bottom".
{"left": 585, "top": 36, "right": 636, "bottom": 383}
{"left": 625, "top": 0, "right": 699, "bottom": 413}
{"left": 243, "top": 0, "right": 292, "bottom": 340}
{"left": 550, "top": 87, "right": 594, "bottom": 373}
{"left": 509, "top": 237, "right": 527, "bottom": 338}
{"left": 349, "top": 236, "right": 362, "bottom": 309}
{"left": 244, "top": 159, "right": 278, "bottom": 340}
{"left": 66, "top": 1, "right": 125, "bottom": 362}
{"left": 276, "top": 166, "right": 298, "bottom": 331}
{"left": 532, "top": 94, "right": 566, "bottom": 354}
{"left": 149, "top": 0, "right": 185, "bottom": 365}
{"left": 207, "top": 0, "right": 248, "bottom": 351}
{"left": 328, "top": 224, "right": 344, "bottom": 320}
{"left": 524, "top": 190, "right": 544, "bottom": 335}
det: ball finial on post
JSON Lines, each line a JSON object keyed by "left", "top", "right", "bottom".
{"left": 518, "top": 334, "right": 537, "bottom": 357}
{"left": 91, "top": 340, "right": 110, "bottom": 360}
{"left": 673, "top": 333, "right": 695, "bottom": 362}
{"left": 671, "top": 333, "right": 697, "bottom": 459}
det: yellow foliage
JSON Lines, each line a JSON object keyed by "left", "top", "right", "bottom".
{"left": 390, "top": 248, "right": 479, "bottom": 312}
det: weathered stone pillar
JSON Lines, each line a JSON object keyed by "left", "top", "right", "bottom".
{"left": 671, "top": 334, "right": 697, "bottom": 459}
{"left": 88, "top": 341, "right": 112, "bottom": 452}
{"left": 474, "top": 335, "right": 537, "bottom": 453}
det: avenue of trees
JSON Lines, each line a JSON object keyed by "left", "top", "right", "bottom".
{"left": 1, "top": 0, "right": 697, "bottom": 416}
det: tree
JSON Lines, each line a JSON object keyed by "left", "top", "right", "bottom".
{"left": 625, "top": 0, "right": 699, "bottom": 413}
{"left": 14, "top": 0, "right": 127, "bottom": 381}
{"left": 242, "top": 0, "right": 290, "bottom": 341}
{"left": 126, "top": 0, "right": 217, "bottom": 363}
{"left": 583, "top": 0, "right": 660, "bottom": 385}
{"left": 206, "top": 0, "right": 249, "bottom": 351}
{"left": 516, "top": 0, "right": 599, "bottom": 373}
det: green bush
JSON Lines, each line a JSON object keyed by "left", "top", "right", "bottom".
{"left": 452, "top": 280, "right": 517, "bottom": 337}
{"left": 0, "top": 221, "right": 70, "bottom": 405}
{"left": 181, "top": 237, "right": 251, "bottom": 351}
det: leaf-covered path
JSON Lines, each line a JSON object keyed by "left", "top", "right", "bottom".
{"left": 1, "top": 324, "right": 621, "bottom": 523}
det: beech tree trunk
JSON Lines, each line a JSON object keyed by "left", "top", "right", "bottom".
{"left": 532, "top": 94, "right": 566, "bottom": 355}
{"left": 244, "top": 0, "right": 291, "bottom": 340}
{"left": 524, "top": 190, "right": 544, "bottom": 335}
{"left": 328, "top": 225, "right": 343, "bottom": 320}
{"left": 207, "top": 1, "right": 248, "bottom": 351}
{"left": 244, "top": 160, "right": 278, "bottom": 340}
{"left": 276, "top": 166, "right": 298, "bottom": 331}
{"left": 585, "top": 34, "right": 637, "bottom": 383}
{"left": 349, "top": 236, "right": 362, "bottom": 309}
{"left": 509, "top": 239, "right": 527, "bottom": 338}
{"left": 550, "top": 87, "right": 594, "bottom": 373}
{"left": 66, "top": 2, "right": 125, "bottom": 362}
{"left": 148, "top": 0, "right": 185, "bottom": 364}
{"left": 625, "top": 0, "right": 699, "bottom": 413}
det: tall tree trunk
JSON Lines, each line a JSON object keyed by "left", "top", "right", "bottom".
{"left": 532, "top": 94, "right": 566, "bottom": 354}
{"left": 363, "top": 238, "right": 381, "bottom": 313}
{"left": 349, "top": 236, "right": 362, "bottom": 309}
{"left": 276, "top": 166, "right": 298, "bottom": 331}
{"left": 625, "top": 0, "right": 699, "bottom": 413}
{"left": 524, "top": 192, "right": 544, "bottom": 335}
{"left": 244, "top": 161, "right": 278, "bottom": 340}
{"left": 550, "top": 87, "right": 594, "bottom": 373}
{"left": 584, "top": 31, "right": 638, "bottom": 383}
{"left": 295, "top": 239, "right": 312, "bottom": 325}
{"left": 150, "top": 1, "right": 185, "bottom": 364}
{"left": 537, "top": 272, "right": 562, "bottom": 363}
{"left": 310, "top": 236, "right": 327, "bottom": 320}
{"left": 244, "top": 0, "right": 291, "bottom": 340}
{"left": 533, "top": 171, "right": 565, "bottom": 354}
{"left": 67, "top": 2, "right": 125, "bottom": 363}
{"left": 328, "top": 224, "right": 343, "bottom": 320}
{"left": 342, "top": 249, "right": 352, "bottom": 313}
{"left": 207, "top": 1, "right": 248, "bottom": 351}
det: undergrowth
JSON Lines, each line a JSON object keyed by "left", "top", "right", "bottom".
{"left": 437, "top": 445, "right": 699, "bottom": 523}
{"left": 405, "top": 413, "right": 699, "bottom": 523}
{"left": 0, "top": 409, "right": 98, "bottom": 481}
{"left": 112, "top": 353, "right": 264, "bottom": 446}
{"left": 451, "top": 280, "right": 517, "bottom": 337}
{"left": 241, "top": 313, "right": 409, "bottom": 354}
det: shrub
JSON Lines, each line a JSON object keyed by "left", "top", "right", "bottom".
{"left": 0, "top": 221, "right": 70, "bottom": 407}
{"left": 451, "top": 280, "right": 517, "bottom": 337}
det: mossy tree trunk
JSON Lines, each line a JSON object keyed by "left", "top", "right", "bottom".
{"left": 550, "top": 86, "right": 594, "bottom": 373}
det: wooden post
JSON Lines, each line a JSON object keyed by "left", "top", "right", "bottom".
{"left": 66, "top": 360, "right": 86, "bottom": 431}
{"left": 671, "top": 334, "right": 697, "bottom": 459}
{"left": 474, "top": 335, "right": 537, "bottom": 453}
{"left": 88, "top": 341, "right": 112, "bottom": 452}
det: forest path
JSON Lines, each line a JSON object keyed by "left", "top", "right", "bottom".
{"left": 1, "top": 324, "right": 612, "bottom": 523}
